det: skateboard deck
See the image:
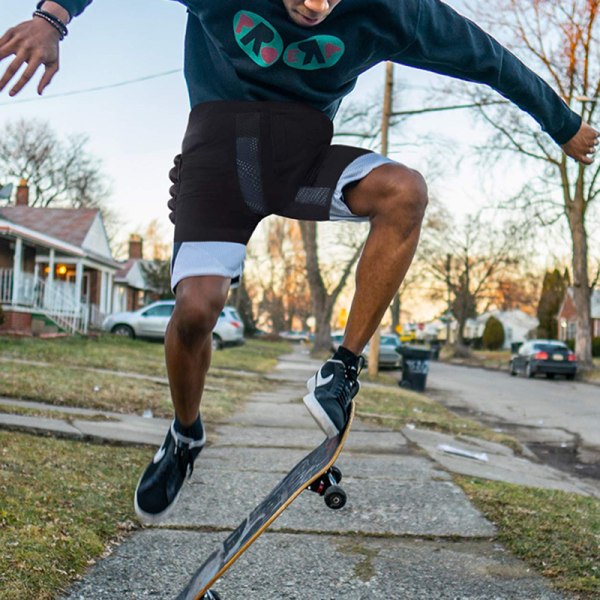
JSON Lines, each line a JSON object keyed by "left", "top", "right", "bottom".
{"left": 174, "top": 403, "right": 355, "bottom": 600}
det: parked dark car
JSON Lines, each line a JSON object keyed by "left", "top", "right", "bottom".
{"left": 509, "top": 339, "right": 576, "bottom": 380}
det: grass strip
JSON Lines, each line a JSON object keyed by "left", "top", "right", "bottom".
{"left": 0, "top": 336, "right": 291, "bottom": 376}
{"left": 0, "top": 402, "right": 118, "bottom": 422}
{"left": 456, "top": 476, "right": 600, "bottom": 597}
{"left": 0, "top": 431, "right": 148, "bottom": 600}
{"left": 357, "top": 382, "right": 522, "bottom": 453}
{"left": 0, "top": 361, "right": 270, "bottom": 422}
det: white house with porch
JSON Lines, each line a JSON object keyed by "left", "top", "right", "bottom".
{"left": 0, "top": 181, "right": 121, "bottom": 335}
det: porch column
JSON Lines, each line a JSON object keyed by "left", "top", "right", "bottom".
{"left": 106, "top": 272, "right": 114, "bottom": 314}
{"left": 46, "top": 248, "right": 56, "bottom": 306}
{"left": 99, "top": 270, "right": 107, "bottom": 313}
{"left": 11, "top": 237, "right": 23, "bottom": 304}
{"left": 74, "top": 260, "right": 84, "bottom": 313}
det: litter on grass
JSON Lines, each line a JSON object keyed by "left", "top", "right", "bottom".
{"left": 437, "top": 444, "right": 489, "bottom": 462}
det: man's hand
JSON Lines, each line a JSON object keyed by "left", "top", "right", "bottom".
{"left": 561, "top": 121, "right": 600, "bottom": 165}
{"left": 0, "top": 15, "right": 63, "bottom": 97}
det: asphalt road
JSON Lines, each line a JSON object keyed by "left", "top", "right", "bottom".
{"left": 425, "top": 362, "right": 600, "bottom": 464}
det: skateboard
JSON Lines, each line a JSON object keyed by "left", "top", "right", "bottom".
{"left": 174, "top": 403, "right": 355, "bottom": 600}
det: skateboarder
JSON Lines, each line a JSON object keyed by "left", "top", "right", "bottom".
{"left": 1, "top": 0, "right": 597, "bottom": 523}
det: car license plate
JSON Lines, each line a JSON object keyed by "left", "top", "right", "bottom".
{"left": 552, "top": 354, "right": 564, "bottom": 361}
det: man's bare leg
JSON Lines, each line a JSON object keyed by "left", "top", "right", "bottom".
{"left": 134, "top": 274, "right": 231, "bottom": 522}
{"left": 165, "top": 275, "right": 231, "bottom": 426}
{"left": 342, "top": 164, "right": 428, "bottom": 354}
{"left": 303, "top": 163, "right": 427, "bottom": 437}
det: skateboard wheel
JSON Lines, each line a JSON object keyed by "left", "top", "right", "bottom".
{"left": 330, "top": 465, "right": 342, "bottom": 483}
{"left": 324, "top": 485, "right": 347, "bottom": 509}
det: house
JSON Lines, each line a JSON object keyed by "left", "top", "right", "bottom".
{"left": 466, "top": 310, "right": 539, "bottom": 349}
{"left": 0, "top": 180, "right": 121, "bottom": 335}
{"left": 557, "top": 287, "right": 600, "bottom": 341}
{"left": 113, "top": 235, "right": 157, "bottom": 313}
{"left": 0, "top": 180, "right": 167, "bottom": 335}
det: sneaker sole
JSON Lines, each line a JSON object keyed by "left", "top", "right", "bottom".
{"left": 133, "top": 475, "right": 185, "bottom": 525}
{"left": 303, "top": 391, "right": 340, "bottom": 438}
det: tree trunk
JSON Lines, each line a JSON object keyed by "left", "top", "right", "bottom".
{"left": 229, "top": 279, "right": 257, "bottom": 337}
{"left": 299, "top": 221, "right": 332, "bottom": 354}
{"left": 567, "top": 183, "right": 593, "bottom": 366}
{"left": 299, "top": 220, "right": 362, "bottom": 354}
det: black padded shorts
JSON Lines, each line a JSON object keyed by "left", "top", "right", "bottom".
{"left": 168, "top": 100, "right": 372, "bottom": 245}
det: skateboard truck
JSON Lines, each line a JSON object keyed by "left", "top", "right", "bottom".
{"left": 306, "top": 464, "right": 347, "bottom": 509}
{"left": 202, "top": 591, "right": 221, "bottom": 600}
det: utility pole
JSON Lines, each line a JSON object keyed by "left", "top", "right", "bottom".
{"left": 445, "top": 253, "right": 452, "bottom": 344}
{"left": 368, "top": 61, "right": 394, "bottom": 377}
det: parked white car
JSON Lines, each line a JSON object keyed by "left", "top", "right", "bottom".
{"left": 102, "top": 301, "right": 244, "bottom": 349}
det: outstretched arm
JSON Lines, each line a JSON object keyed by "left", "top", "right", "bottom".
{"left": 393, "top": 0, "right": 598, "bottom": 164}
{"left": 0, "top": 2, "right": 79, "bottom": 96}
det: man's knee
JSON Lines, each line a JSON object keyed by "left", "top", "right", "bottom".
{"left": 347, "top": 163, "right": 428, "bottom": 221}
{"left": 378, "top": 165, "right": 428, "bottom": 220}
{"left": 170, "top": 277, "right": 229, "bottom": 346}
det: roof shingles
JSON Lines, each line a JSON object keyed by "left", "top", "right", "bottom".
{"left": 0, "top": 206, "right": 98, "bottom": 248}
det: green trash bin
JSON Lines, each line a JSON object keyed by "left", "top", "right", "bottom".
{"left": 398, "top": 346, "right": 431, "bottom": 392}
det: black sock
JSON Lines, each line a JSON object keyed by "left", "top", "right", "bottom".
{"left": 174, "top": 414, "right": 204, "bottom": 440}
{"left": 333, "top": 345, "right": 360, "bottom": 369}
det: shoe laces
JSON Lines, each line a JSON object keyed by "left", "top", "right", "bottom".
{"left": 326, "top": 356, "right": 364, "bottom": 415}
{"left": 173, "top": 438, "right": 196, "bottom": 479}
{"left": 345, "top": 355, "right": 365, "bottom": 389}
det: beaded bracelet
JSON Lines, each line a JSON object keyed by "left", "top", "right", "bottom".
{"left": 32, "top": 9, "right": 69, "bottom": 40}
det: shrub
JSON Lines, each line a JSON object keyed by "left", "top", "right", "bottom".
{"left": 482, "top": 316, "right": 505, "bottom": 350}
{"left": 566, "top": 338, "right": 600, "bottom": 357}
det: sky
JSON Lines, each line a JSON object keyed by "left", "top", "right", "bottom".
{"left": 0, "top": 0, "right": 595, "bottom": 278}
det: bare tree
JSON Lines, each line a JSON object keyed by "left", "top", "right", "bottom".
{"left": 299, "top": 220, "right": 364, "bottom": 353}
{"left": 0, "top": 118, "right": 111, "bottom": 209}
{"left": 251, "top": 218, "right": 312, "bottom": 334}
{"left": 418, "top": 205, "right": 531, "bottom": 346}
{"left": 458, "top": 0, "right": 600, "bottom": 365}
{"left": 228, "top": 278, "right": 258, "bottom": 337}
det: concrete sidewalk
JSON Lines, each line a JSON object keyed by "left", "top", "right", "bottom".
{"left": 40, "top": 347, "right": 573, "bottom": 599}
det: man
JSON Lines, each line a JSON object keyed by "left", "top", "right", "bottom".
{"left": 1, "top": 0, "right": 597, "bottom": 524}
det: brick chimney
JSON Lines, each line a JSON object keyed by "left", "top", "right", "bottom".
{"left": 16, "top": 178, "right": 29, "bottom": 207}
{"left": 128, "top": 234, "right": 144, "bottom": 260}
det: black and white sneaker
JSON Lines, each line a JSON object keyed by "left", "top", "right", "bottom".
{"left": 304, "top": 357, "right": 363, "bottom": 437}
{"left": 134, "top": 420, "right": 205, "bottom": 523}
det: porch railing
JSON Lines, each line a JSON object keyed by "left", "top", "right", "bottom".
{"left": 0, "top": 268, "right": 89, "bottom": 335}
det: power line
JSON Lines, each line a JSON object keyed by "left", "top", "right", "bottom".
{"left": 0, "top": 68, "right": 181, "bottom": 106}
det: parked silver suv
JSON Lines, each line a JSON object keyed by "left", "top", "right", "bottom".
{"left": 102, "top": 301, "right": 244, "bottom": 349}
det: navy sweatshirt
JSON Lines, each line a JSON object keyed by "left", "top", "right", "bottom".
{"left": 49, "top": 0, "right": 581, "bottom": 144}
